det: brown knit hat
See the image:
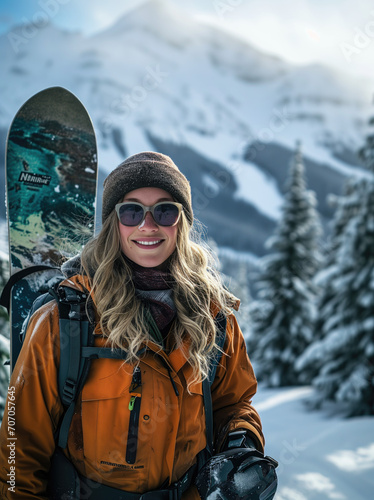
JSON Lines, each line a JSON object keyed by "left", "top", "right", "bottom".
{"left": 102, "top": 152, "right": 193, "bottom": 225}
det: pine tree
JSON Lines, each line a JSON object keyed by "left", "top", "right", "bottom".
{"left": 297, "top": 118, "right": 374, "bottom": 415}
{"left": 249, "top": 143, "right": 322, "bottom": 386}
{"left": 296, "top": 178, "right": 362, "bottom": 384}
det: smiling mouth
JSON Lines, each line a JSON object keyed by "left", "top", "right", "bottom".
{"left": 133, "top": 239, "right": 164, "bottom": 248}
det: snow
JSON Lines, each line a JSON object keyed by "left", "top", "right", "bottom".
{"left": 254, "top": 385, "right": 374, "bottom": 500}
{"left": 202, "top": 173, "right": 220, "bottom": 197}
{"left": 123, "top": 122, "right": 156, "bottom": 158}
{"left": 293, "top": 473, "right": 345, "bottom": 499}
{"left": 326, "top": 444, "right": 374, "bottom": 472}
{"left": 255, "top": 386, "right": 313, "bottom": 411}
{"left": 181, "top": 129, "right": 283, "bottom": 220}
{"left": 230, "top": 159, "right": 283, "bottom": 219}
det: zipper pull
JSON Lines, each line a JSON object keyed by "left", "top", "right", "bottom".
{"left": 129, "top": 395, "right": 137, "bottom": 411}
{"left": 129, "top": 366, "right": 142, "bottom": 411}
{"left": 130, "top": 366, "right": 142, "bottom": 392}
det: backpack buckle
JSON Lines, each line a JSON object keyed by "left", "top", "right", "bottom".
{"left": 58, "top": 285, "right": 87, "bottom": 305}
{"left": 62, "top": 378, "right": 77, "bottom": 402}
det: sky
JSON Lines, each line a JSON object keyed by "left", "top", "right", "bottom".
{"left": 0, "top": 0, "right": 373, "bottom": 80}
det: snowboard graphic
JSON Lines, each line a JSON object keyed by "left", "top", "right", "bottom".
{"left": 5, "top": 86, "right": 97, "bottom": 370}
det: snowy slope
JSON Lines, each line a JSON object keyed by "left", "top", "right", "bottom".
{"left": 255, "top": 385, "right": 374, "bottom": 500}
{"left": 0, "top": 0, "right": 372, "bottom": 257}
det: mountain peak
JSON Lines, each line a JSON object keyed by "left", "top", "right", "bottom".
{"left": 102, "top": 0, "right": 192, "bottom": 35}
{"left": 134, "top": 0, "right": 177, "bottom": 15}
{"left": 91, "top": 0, "right": 196, "bottom": 52}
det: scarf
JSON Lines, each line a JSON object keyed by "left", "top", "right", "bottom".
{"left": 128, "top": 258, "right": 177, "bottom": 336}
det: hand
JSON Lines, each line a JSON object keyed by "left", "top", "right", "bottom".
{"left": 195, "top": 437, "right": 278, "bottom": 500}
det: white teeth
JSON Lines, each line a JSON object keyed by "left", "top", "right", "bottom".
{"left": 136, "top": 240, "right": 161, "bottom": 246}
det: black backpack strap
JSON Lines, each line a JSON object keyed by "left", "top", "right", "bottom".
{"left": 202, "top": 378, "right": 214, "bottom": 457}
{"left": 52, "top": 284, "right": 95, "bottom": 449}
{"left": 202, "top": 312, "right": 227, "bottom": 458}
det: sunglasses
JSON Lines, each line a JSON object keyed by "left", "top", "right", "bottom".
{"left": 115, "top": 201, "right": 183, "bottom": 227}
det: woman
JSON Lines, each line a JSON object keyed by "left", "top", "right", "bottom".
{"left": 0, "top": 152, "right": 271, "bottom": 499}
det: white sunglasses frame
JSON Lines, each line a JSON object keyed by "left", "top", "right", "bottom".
{"left": 115, "top": 201, "right": 183, "bottom": 227}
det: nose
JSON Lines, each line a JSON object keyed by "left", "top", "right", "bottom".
{"left": 138, "top": 211, "right": 158, "bottom": 230}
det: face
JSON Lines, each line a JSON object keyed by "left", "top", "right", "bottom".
{"left": 118, "top": 187, "right": 179, "bottom": 268}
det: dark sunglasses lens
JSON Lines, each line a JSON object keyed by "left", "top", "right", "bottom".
{"left": 118, "top": 204, "right": 144, "bottom": 226}
{"left": 153, "top": 204, "right": 179, "bottom": 226}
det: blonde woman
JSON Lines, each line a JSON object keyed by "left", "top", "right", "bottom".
{"left": 0, "top": 152, "right": 277, "bottom": 499}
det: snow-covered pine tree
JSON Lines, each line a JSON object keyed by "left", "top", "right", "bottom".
{"left": 0, "top": 253, "right": 10, "bottom": 422}
{"left": 249, "top": 142, "right": 322, "bottom": 386}
{"left": 297, "top": 118, "right": 374, "bottom": 416}
{"left": 297, "top": 178, "right": 363, "bottom": 384}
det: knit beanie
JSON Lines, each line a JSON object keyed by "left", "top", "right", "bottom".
{"left": 102, "top": 152, "right": 193, "bottom": 225}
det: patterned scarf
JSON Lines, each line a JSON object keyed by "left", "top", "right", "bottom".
{"left": 128, "top": 258, "right": 177, "bottom": 335}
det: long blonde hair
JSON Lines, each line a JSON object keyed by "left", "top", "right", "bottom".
{"left": 81, "top": 210, "right": 237, "bottom": 385}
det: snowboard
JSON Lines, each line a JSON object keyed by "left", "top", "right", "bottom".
{"left": 5, "top": 86, "right": 97, "bottom": 370}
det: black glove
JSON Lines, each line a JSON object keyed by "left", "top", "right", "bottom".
{"left": 195, "top": 431, "right": 278, "bottom": 500}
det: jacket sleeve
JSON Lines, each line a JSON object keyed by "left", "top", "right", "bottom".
{"left": 0, "top": 302, "right": 63, "bottom": 500}
{"left": 211, "top": 313, "right": 265, "bottom": 453}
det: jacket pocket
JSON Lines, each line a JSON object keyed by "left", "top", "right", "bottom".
{"left": 80, "top": 360, "right": 134, "bottom": 468}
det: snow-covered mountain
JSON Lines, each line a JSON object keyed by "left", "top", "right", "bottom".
{"left": 0, "top": 0, "right": 372, "bottom": 258}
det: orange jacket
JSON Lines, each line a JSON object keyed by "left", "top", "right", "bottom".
{"left": 0, "top": 275, "right": 264, "bottom": 499}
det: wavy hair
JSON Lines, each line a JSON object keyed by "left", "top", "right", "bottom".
{"left": 80, "top": 210, "right": 238, "bottom": 386}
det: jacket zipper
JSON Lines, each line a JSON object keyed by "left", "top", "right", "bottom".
{"left": 126, "top": 367, "right": 142, "bottom": 464}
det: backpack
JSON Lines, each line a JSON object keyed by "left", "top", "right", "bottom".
{"left": 0, "top": 265, "right": 227, "bottom": 453}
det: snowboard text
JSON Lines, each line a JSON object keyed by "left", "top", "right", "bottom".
{"left": 18, "top": 171, "right": 51, "bottom": 186}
